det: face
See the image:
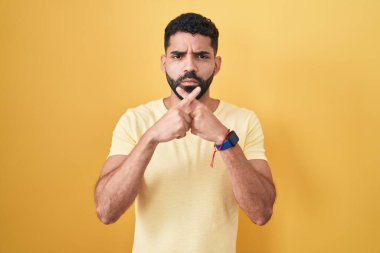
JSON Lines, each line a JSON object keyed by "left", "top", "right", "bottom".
{"left": 161, "top": 32, "right": 221, "bottom": 100}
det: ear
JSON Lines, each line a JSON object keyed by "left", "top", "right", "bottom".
{"left": 214, "top": 56, "right": 222, "bottom": 75}
{"left": 160, "top": 54, "right": 166, "bottom": 73}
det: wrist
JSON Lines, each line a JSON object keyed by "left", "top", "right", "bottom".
{"left": 215, "top": 127, "right": 229, "bottom": 145}
{"left": 215, "top": 130, "right": 239, "bottom": 151}
{"left": 210, "top": 127, "right": 231, "bottom": 168}
{"left": 144, "top": 128, "right": 160, "bottom": 147}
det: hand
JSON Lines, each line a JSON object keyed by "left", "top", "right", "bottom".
{"left": 147, "top": 87, "right": 201, "bottom": 143}
{"left": 176, "top": 87, "right": 228, "bottom": 144}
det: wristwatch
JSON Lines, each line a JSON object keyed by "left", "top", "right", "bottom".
{"left": 215, "top": 131, "right": 239, "bottom": 150}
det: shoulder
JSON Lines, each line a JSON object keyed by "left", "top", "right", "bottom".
{"left": 113, "top": 99, "right": 165, "bottom": 136}
{"left": 218, "top": 100, "right": 259, "bottom": 121}
{"left": 120, "top": 99, "right": 166, "bottom": 121}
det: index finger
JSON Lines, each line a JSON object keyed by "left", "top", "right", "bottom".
{"left": 176, "top": 86, "right": 201, "bottom": 108}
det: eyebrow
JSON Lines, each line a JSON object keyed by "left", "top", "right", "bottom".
{"left": 194, "top": 51, "right": 210, "bottom": 56}
{"left": 170, "top": 50, "right": 184, "bottom": 56}
{"left": 170, "top": 50, "right": 211, "bottom": 56}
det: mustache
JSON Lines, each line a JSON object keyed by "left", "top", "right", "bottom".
{"left": 176, "top": 71, "right": 204, "bottom": 84}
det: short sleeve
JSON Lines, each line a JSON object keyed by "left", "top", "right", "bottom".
{"left": 107, "top": 111, "right": 137, "bottom": 158}
{"left": 243, "top": 112, "right": 267, "bottom": 161}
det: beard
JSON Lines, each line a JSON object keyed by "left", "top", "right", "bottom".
{"left": 165, "top": 70, "right": 215, "bottom": 100}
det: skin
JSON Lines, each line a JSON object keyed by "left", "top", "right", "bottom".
{"left": 94, "top": 32, "right": 276, "bottom": 226}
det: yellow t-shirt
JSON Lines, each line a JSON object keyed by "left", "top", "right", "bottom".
{"left": 108, "top": 99, "right": 267, "bottom": 253}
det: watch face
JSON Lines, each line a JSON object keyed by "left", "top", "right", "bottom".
{"left": 229, "top": 131, "right": 239, "bottom": 146}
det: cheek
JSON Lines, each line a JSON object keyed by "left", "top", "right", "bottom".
{"left": 165, "top": 62, "right": 181, "bottom": 78}
{"left": 165, "top": 61, "right": 215, "bottom": 79}
{"left": 199, "top": 63, "right": 215, "bottom": 77}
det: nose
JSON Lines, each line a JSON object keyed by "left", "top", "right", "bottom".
{"left": 183, "top": 54, "right": 198, "bottom": 73}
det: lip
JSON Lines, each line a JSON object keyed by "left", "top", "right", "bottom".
{"left": 181, "top": 78, "right": 198, "bottom": 84}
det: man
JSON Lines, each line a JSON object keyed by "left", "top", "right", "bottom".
{"left": 94, "top": 13, "right": 276, "bottom": 253}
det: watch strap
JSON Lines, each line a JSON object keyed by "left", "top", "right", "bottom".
{"left": 215, "top": 130, "right": 239, "bottom": 150}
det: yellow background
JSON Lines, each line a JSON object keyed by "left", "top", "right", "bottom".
{"left": 1, "top": 0, "right": 379, "bottom": 252}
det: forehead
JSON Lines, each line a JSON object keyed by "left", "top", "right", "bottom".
{"left": 167, "top": 32, "right": 214, "bottom": 53}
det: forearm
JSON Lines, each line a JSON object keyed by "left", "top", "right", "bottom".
{"left": 95, "top": 130, "right": 158, "bottom": 224}
{"left": 220, "top": 144, "right": 276, "bottom": 225}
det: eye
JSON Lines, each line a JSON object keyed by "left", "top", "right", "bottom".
{"left": 172, "top": 54, "right": 182, "bottom": 59}
{"left": 197, "top": 54, "right": 209, "bottom": 59}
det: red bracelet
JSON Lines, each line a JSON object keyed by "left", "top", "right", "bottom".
{"left": 210, "top": 129, "right": 230, "bottom": 168}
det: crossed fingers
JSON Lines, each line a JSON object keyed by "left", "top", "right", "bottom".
{"left": 175, "top": 87, "right": 201, "bottom": 113}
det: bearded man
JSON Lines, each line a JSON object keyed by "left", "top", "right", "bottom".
{"left": 94, "top": 12, "right": 276, "bottom": 253}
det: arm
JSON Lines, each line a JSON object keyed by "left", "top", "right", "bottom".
{"left": 95, "top": 88, "right": 200, "bottom": 225}
{"left": 94, "top": 132, "right": 158, "bottom": 225}
{"left": 175, "top": 88, "right": 276, "bottom": 225}
{"left": 191, "top": 114, "right": 276, "bottom": 225}
{"left": 219, "top": 144, "right": 276, "bottom": 225}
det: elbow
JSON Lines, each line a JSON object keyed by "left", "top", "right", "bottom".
{"left": 253, "top": 185, "right": 276, "bottom": 226}
{"left": 96, "top": 205, "right": 118, "bottom": 225}
{"left": 94, "top": 190, "right": 119, "bottom": 225}
{"left": 250, "top": 207, "right": 273, "bottom": 226}
{"left": 98, "top": 214, "right": 116, "bottom": 225}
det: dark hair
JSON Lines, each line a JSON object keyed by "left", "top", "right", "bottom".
{"left": 164, "top": 13, "right": 219, "bottom": 55}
